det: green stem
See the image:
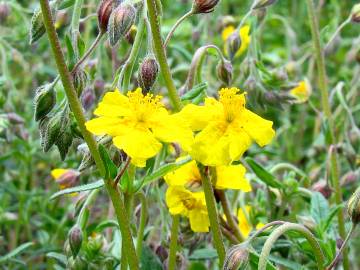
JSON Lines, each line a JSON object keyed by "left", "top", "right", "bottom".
{"left": 324, "top": 16, "right": 351, "bottom": 51}
{"left": 70, "top": 0, "right": 84, "bottom": 39}
{"left": 39, "top": 1, "right": 139, "bottom": 269}
{"left": 305, "top": 1, "right": 348, "bottom": 269}
{"left": 168, "top": 215, "right": 180, "bottom": 270}
{"left": 136, "top": 192, "right": 148, "bottom": 258}
{"left": 200, "top": 167, "right": 226, "bottom": 267}
{"left": 146, "top": 0, "right": 182, "bottom": 111}
{"left": 163, "top": 10, "right": 193, "bottom": 48}
{"left": 258, "top": 222, "right": 325, "bottom": 270}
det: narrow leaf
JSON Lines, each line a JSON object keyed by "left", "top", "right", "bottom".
{"left": 0, "top": 242, "right": 34, "bottom": 263}
{"left": 50, "top": 180, "right": 104, "bottom": 200}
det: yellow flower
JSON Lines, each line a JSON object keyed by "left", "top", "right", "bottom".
{"left": 222, "top": 25, "right": 251, "bottom": 58}
{"left": 180, "top": 87, "right": 275, "bottom": 166}
{"left": 164, "top": 160, "right": 251, "bottom": 191}
{"left": 237, "top": 206, "right": 264, "bottom": 238}
{"left": 166, "top": 186, "right": 209, "bottom": 232}
{"left": 85, "top": 88, "right": 193, "bottom": 167}
{"left": 51, "top": 168, "right": 79, "bottom": 195}
{"left": 289, "top": 80, "right": 312, "bottom": 103}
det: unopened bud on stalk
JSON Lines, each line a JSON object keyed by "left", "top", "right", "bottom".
{"left": 34, "top": 84, "right": 56, "bottom": 121}
{"left": 348, "top": 187, "right": 360, "bottom": 224}
{"left": 97, "top": 0, "right": 120, "bottom": 33}
{"left": 69, "top": 224, "right": 83, "bottom": 258}
{"left": 108, "top": 4, "right": 136, "bottom": 46}
{"left": 0, "top": 2, "right": 10, "bottom": 24}
{"left": 42, "top": 113, "right": 62, "bottom": 152}
{"left": 56, "top": 169, "right": 80, "bottom": 188}
{"left": 192, "top": 0, "right": 220, "bottom": 14}
{"left": 223, "top": 243, "right": 249, "bottom": 270}
{"left": 125, "top": 25, "right": 137, "bottom": 44}
{"left": 253, "top": 0, "right": 277, "bottom": 9}
{"left": 226, "top": 31, "right": 241, "bottom": 61}
{"left": 216, "top": 60, "right": 233, "bottom": 85}
{"left": 72, "top": 69, "right": 88, "bottom": 96}
{"left": 351, "top": 4, "right": 360, "bottom": 23}
{"left": 30, "top": 1, "right": 57, "bottom": 44}
{"left": 138, "top": 56, "right": 159, "bottom": 93}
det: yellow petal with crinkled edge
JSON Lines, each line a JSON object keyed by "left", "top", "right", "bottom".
{"left": 85, "top": 117, "right": 130, "bottom": 137}
{"left": 240, "top": 109, "right": 275, "bottom": 147}
{"left": 189, "top": 209, "right": 210, "bottom": 232}
{"left": 237, "top": 206, "right": 252, "bottom": 237}
{"left": 113, "top": 127, "right": 162, "bottom": 167}
{"left": 164, "top": 160, "right": 200, "bottom": 186}
{"left": 215, "top": 165, "right": 251, "bottom": 191}
{"left": 228, "top": 126, "right": 252, "bottom": 161}
{"left": 93, "top": 90, "right": 131, "bottom": 117}
{"left": 165, "top": 186, "right": 190, "bottom": 216}
{"left": 51, "top": 168, "right": 68, "bottom": 179}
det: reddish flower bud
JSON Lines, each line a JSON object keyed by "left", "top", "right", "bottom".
{"left": 138, "top": 56, "right": 159, "bottom": 93}
{"left": 192, "top": 0, "right": 220, "bottom": 14}
{"left": 0, "top": 2, "right": 10, "bottom": 24}
{"left": 216, "top": 60, "right": 233, "bottom": 85}
{"left": 97, "top": 0, "right": 120, "bottom": 33}
{"left": 351, "top": 4, "right": 360, "bottom": 23}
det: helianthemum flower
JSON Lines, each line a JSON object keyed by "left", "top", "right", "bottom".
{"left": 222, "top": 25, "right": 251, "bottom": 58}
{"left": 166, "top": 186, "right": 210, "bottom": 232}
{"left": 180, "top": 87, "right": 275, "bottom": 166}
{"left": 289, "top": 80, "right": 312, "bottom": 103}
{"left": 164, "top": 160, "right": 251, "bottom": 191}
{"left": 85, "top": 88, "right": 193, "bottom": 167}
{"left": 237, "top": 206, "right": 264, "bottom": 238}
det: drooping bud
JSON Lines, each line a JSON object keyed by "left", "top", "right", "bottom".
{"left": 0, "top": 2, "right": 10, "bottom": 24}
{"left": 311, "top": 180, "right": 332, "bottom": 199}
{"left": 253, "top": 0, "right": 277, "bottom": 9}
{"left": 351, "top": 3, "right": 360, "bottom": 23}
{"left": 69, "top": 224, "right": 83, "bottom": 258}
{"left": 226, "top": 31, "right": 241, "bottom": 61}
{"left": 216, "top": 60, "right": 233, "bottom": 85}
{"left": 107, "top": 4, "right": 136, "bottom": 46}
{"left": 72, "top": 69, "right": 88, "bottom": 96}
{"left": 348, "top": 187, "right": 360, "bottom": 224}
{"left": 81, "top": 88, "right": 96, "bottom": 110}
{"left": 54, "top": 169, "right": 80, "bottom": 188}
{"left": 29, "top": 1, "right": 57, "bottom": 44}
{"left": 125, "top": 25, "right": 137, "bottom": 45}
{"left": 55, "top": 128, "right": 74, "bottom": 160}
{"left": 192, "top": 0, "right": 220, "bottom": 14}
{"left": 138, "top": 56, "right": 159, "bottom": 93}
{"left": 42, "top": 113, "right": 62, "bottom": 152}
{"left": 34, "top": 83, "right": 56, "bottom": 121}
{"left": 97, "top": 0, "right": 120, "bottom": 33}
{"left": 6, "top": 113, "right": 25, "bottom": 125}
{"left": 223, "top": 243, "right": 250, "bottom": 270}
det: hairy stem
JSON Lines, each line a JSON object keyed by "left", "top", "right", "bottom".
{"left": 136, "top": 192, "right": 148, "bottom": 258}
{"left": 258, "top": 223, "right": 325, "bottom": 270}
{"left": 39, "top": 1, "right": 139, "bottom": 268}
{"left": 163, "top": 10, "right": 193, "bottom": 48}
{"left": 168, "top": 215, "right": 180, "bottom": 270}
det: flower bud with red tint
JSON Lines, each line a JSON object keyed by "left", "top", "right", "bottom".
{"left": 192, "top": 0, "right": 220, "bottom": 14}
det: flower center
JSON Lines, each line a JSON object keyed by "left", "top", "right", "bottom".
{"left": 219, "top": 87, "right": 246, "bottom": 123}
{"left": 182, "top": 197, "right": 197, "bottom": 210}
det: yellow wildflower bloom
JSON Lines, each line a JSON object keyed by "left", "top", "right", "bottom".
{"left": 180, "top": 87, "right": 275, "bottom": 166}
{"left": 164, "top": 160, "right": 251, "bottom": 191}
{"left": 51, "top": 168, "right": 79, "bottom": 194}
{"left": 237, "top": 206, "right": 264, "bottom": 238}
{"left": 289, "top": 80, "right": 312, "bottom": 103}
{"left": 166, "top": 186, "right": 209, "bottom": 232}
{"left": 85, "top": 88, "right": 193, "bottom": 167}
{"left": 222, "top": 25, "right": 251, "bottom": 58}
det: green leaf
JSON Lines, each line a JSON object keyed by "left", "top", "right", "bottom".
{"left": 50, "top": 180, "right": 104, "bottom": 200}
{"left": 245, "top": 157, "right": 284, "bottom": 189}
{"left": 94, "top": 220, "right": 119, "bottom": 232}
{"left": 0, "top": 242, "right": 34, "bottom": 263}
{"left": 98, "top": 144, "right": 118, "bottom": 180}
{"left": 310, "top": 192, "right": 329, "bottom": 224}
{"left": 65, "top": 34, "right": 76, "bottom": 70}
{"left": 46, "top": 252, "right": 67, "bottom": 266}
{"left": 58, "top": 0, "right": 76, "bottom": 9}
{"left": 321, "top": 204, "right": 344, "bottom": 232}
{"left": 180, "top": 83, "right": 208, "bottom": 101}
{"left": 268, "top": 255, "right": 302, "bottom": 270}
{"left": 77, "top": 35, "right": 86, "bottom": 58}
{"left": 187, "top": 262, "right": 207, "bottom": 270}
{"left": 189, "top": 248, "right": 218, "bottom": 260}
{"left": 249, "top": 250, "right": 277, "bottom": 270}
{"left": 140, "top": 245, "right": 162, "bottom": 270}
{"left": 141, "top": 156, "right": 192, "bottom": 187}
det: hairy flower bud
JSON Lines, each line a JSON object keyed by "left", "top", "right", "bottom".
{"left": 311, "top": 180, "right": 332, "bottom": 199}
{"left": 108, "top": 4, "right": 136, "bottom": 46}
{"left": 30, "top": 1, "right": 57, "bottom": 44}
{"left": 97, "top": 0, "right": 120, "bottom": 33}
{"left": 34, "top": 84, "right": 56, "bottom": 121}
{"left": 348, "top": 187, "right": 360, "bottom": 224}
{"left": 138, "top": 56, "right": 159, "bottom": 93}
{"left": 125, "top": 25, "right": 137, "bottom": 44}
{"left": 72, "top": 69, "right": 88, "bottom": 96}
{"left": 216, "top": 60, "right": 233, "bottom": 85}
{"left": 254, "top": 0, "right": 277, "bottom": 9}
{"left": 226, "top": 31, "right": 241, "bottom": 61}
{"left": 351, "top": 3, "right": 360, "bottom": 23}
{"left": 69, "top": 224, "right": 83, "bottom": 258}
{"left": 192, "top": 0, "right": 220, "bottom": 14}
{"left": 224, "top": 244, "right": 249, "bottom": 270}
{"left": 55, "top": 169, "right": 80, "bottom": 188}
{"left": 42, "top": 114, "right": 61, "bottom": 152}
{"left": 6, "top": 113, "right": 25, "bottom": 125}
{"left": 0, "top": 2, "right": 10, "bottom": 24}
{"left": 81, "top": 88, "right": 96, "bottom": 110}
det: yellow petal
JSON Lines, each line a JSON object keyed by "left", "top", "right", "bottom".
{"left": 215, "top": 164, "right": 252, "bottom": 191}
{"left": 113, "top": 127, "right": 162, "bottom": 167}
{"left": 93, "top": 90, "right": 131, "bottom": 117}
{"left": 189, "top": 209, "right": 210, "bottom": 232}
{"left": 165, "top": 186, "right": 190, "bottom": 216}
{"left": 290, "top": 80, "right": 312, "bottom": 103}
{"left": 228, "top": 125, "right": 252, "bottom": 161}
{"left": 85, "top": 117, "right": 130, "bottom": 137}
{"left": 237, "top": 206, "right": 252, "bottom": 238}
{"left": 164, "top": 160, "right": 200, "bottom": 186}
{"left": 51, "top": 168, "right": 68, "bottom": 179}
{"left": 221, "top": 25, "right": 235, "bottom": 41}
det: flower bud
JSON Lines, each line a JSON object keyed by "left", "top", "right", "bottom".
{"left": 0, "top": 2, "right": 10, "bottom": 24}
{"left": 86, "top": 233, "right": 104, "bottom": 254}
{"left": 55, "top": 169, "right": 80, "bottom": 188}
{"left": 97, "top": 0, "right": 120, "bottom": 33}
{"left": 72, "top": 69, "right": 88, "bottom": 96}
{"left": 226, "top": 31, "right": 241, "bottom": 61}
{"left": 34, "top": 84, "right": 56, "bottom": 121}
{"left": 223, "top": 244, "right": 249, "bottom": 270}
{"left": 192, "top": 0, "right": 220, "bottom": 14}
{"left": 348, "top": 187, "right": 360, "bottom": 224}
{"left": 108, "top": 4, "right": 136, "bottom": 46}
{"left": 216, "top": 60, "right": 233, "bottom": 85}
{"left": 125, "top": 25, "right": 137, "bottom": 44}
{"left": 69, "top": 224, "right": 83, "bottom": 258}
{"left": 138, "top": 56, "right": 159, "bottom": 93}
{"left": 81, "top": 88, "right": 96, "bottom": 110}
{"left": 351, "top": 4, "right": 360, "bottom": 23}
{"left": 42, "top": 113, "right": 61, "bottom": 152}
{"left": 253, "top": 0, "right": 277, "bottom": 9}
{"left": 6, "top": 113, "right": 25, "bottom": 125}
{"left": 311, "top": 180, "right": 332, "bottom": 199}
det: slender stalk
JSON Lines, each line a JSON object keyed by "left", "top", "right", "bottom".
{"left": 136, "top": 192, "right": 148, "bottom": 258}
{"left": 327, "top": 223, "right": 356, "bottom": 270}
{"left": 168, "top": 215, "right": 180, "bottom": 270}
{"left": 324, "top": 16, "right": 351, "bottom": 51}
{"left": 258, "top": 223, "right": 325, "bottom": 270}
{"left": 146, "top": 0, "right": 182, "bottom": 111}
{"left": 114, "top": 157, "right": 131, "bottom": 187}
{"left": 70, "top": 0, "right": 84, "bottom": 42}
{"left": 305, "top": 1, "right": 348, "bottom": 269}
{"left": 247, "top": 221, "right": 285, "bottom": 242}
{"left": 200, "top": 168, "right": 226, "bottom": 267}
{"left": 38, "top": 1, "right": 139, "bottom": 269}
{"left": 216, "top": 190, "right": 245, "bottom": 242}
{"left": 163, "top": 10, "right": 193, "bottom": 48}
